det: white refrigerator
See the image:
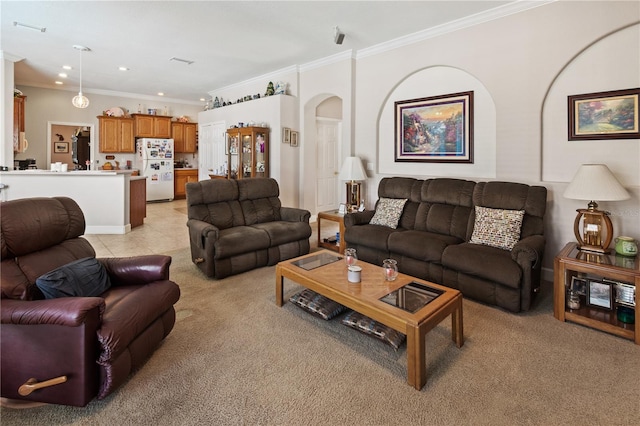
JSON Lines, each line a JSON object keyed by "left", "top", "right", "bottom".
{"left": 136, "top": 138, "right": 174, "bottom": 202}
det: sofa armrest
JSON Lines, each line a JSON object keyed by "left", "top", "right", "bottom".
{"left": 511, "top": 235, "right": 545, "bottom": 267}
{"left": 280, "top": 207, "right": 310, "bottom": 223}
{"left": 344, "top": 210, "right": 375, "bottom": 227}
{"left": 187, "top": 219, "right": 220, "bottom": 248}
{"left": 99, "top": 255, "right": 172, "bottom": 286}
{"left": 1, "top": 297, "right": 104, "bottom": 327}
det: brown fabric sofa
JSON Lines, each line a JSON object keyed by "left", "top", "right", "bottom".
{"left": 1, "top": 197, "right": 180, "bottom": 407}
{"left": 186, "top": 178, "right": 312, "bottom": 279}
{"left": 344, "top": 177, "right": 547, "bottom": 312}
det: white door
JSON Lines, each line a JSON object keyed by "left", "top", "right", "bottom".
{"left": 315, "top": 119, "right": 340, "bottom": 213}
{"left": 198, "top": 121, "right": 226, "bottom": 181}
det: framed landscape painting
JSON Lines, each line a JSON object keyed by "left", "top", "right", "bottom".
{"left": 568, "top": 88, "right": 640, "bottom": 140}
{"left": 395, "top": 91, "right": 473, "bottom": 163}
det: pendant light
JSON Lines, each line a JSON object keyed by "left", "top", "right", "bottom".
{"left": 72, "top": 45, "right": 90, "bottom": 108}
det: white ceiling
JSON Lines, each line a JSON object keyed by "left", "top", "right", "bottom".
{"left": 2, "top": 1, "right": 525, "bottom": 105}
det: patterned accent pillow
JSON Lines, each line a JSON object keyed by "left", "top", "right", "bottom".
{"left": 289, "top": 289, "right": 346, "bottom": 320}
{"left": 341, "top": 311, "right": 406, "bottom": 350}
{"left": 469, "top": 206, "right": 525, "bottom": 251}
{"left": 369, "top": 198, "right": 408, "bottom": 229}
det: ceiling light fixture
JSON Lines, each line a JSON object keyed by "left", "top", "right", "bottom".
{"left": 118, "top": 66, "right": 129, "bottom": 71}
{"left": 58, "top": 73, "right": 67, "bottom": 78}
{"left": 169, "top": 57, "right": 194, "bottom": 65}
{"left": 71, "top": 45, "right": 90, "bottom": 109}
{"left": 334, "top": 26, "right": 345, "bottom": 45}
{"left": 63, "top": 65, "right": 72, "bottom": 70}
{"left": 13, "top": 21, "right": 46, "bottom": 32}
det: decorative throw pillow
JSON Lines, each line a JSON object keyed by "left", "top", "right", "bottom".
{"left": 369, "top": 198, "right": 408, "bottom": 229}
{"left": 341, "top": 311, "right": 406, "bottom": 350}
{"left": 469, "top": 206, "right": 525, "bottom": 251}
{"left": 36, "top": 257, "right": 111, "bottom": 299}
{"left": 289, "top": 289, "right": 346, "bottom": 320}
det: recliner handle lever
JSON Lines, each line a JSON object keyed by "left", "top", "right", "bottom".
{"left": 18, "top": 376, "right": 68, "bottom": 396}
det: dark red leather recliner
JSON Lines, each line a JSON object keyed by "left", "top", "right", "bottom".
{"left": 1, "top": 197, "right": 180, "bottom": 406}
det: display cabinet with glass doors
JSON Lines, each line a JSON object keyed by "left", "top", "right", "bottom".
{"left": 226, "top": 127, "right": 269, "bottom": 179}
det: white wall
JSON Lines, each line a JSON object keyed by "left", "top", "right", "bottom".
{"left": 345, "top": 0, "right": 639, "bottom": 271}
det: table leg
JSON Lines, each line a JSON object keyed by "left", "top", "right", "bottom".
{"left": 451, "top": 296, "right": 464, "bottom": 348}
{"left": 406, "top": 324, "right": 426, "bottom": 390}
{"left": 275, "top": 265, "right": 284, "bottom": 307}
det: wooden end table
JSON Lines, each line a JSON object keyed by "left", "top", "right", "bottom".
{"left": 276, "top": 251, "right": 464, "bottom": 390}
{"left": 317, "top": 210, "right": 346, "bottom": 254}
{"left": 554, "top": 242, "right": 639, "bottom": 344}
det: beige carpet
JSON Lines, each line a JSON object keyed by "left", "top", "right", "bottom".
{"left": 2, "top": 249, "right": 639, "bottom": 425}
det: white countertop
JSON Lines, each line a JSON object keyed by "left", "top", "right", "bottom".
{"left": 1, "top": 169, "right": 136, "bottom": 176}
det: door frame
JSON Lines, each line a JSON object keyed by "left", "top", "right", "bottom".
{"left": 47, "top": 121, "right": 94, "bottom": 170}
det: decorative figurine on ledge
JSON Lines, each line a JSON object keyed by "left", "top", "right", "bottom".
{"left": 265, "top": 81, "right": 275, "bottom": 96}
{"left": 275, "top": 81, "right": 287, "bottom": 95}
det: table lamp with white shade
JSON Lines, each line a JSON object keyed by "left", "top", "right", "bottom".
{"left": 563, "top": 164, "right": 630, "bottom": 253}
{"left": 338, "top": 156, "right": 367, "bottom": 212}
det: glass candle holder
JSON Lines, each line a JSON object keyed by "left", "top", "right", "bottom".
{"left": 382, "top": 258, "right": 398, "bottom": 281}
{"left": 345, "top": 248, "right": 357, "bottom": 268}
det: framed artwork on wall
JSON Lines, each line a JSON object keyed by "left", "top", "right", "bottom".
{"left": 568, "top": 88, "right": 640, "bottom": 140}
{"left": 54, "top": 142, "right": 69, "bottom": 153}
{"left": 282, "top": 127, "right": 291, "bottom": 144}
{"left": 394, "top": 91, "right": 474, "bottom": 163}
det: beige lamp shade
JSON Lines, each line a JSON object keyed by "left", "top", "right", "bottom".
{"left": 338, "top": 156, "right": 367, "bottom": 182}
{"left": 563, "top": 164, "right": 630, "bottom": 202}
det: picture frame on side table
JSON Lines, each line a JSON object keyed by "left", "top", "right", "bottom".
{"left": 394, "top": 91, "right": 473, "bottom": 163}
{"left": 568, "top": 88, "right": 640, "bottom": 140}
{"left": 570, "top": 276, "right": 587, "bottom": 296}
{"left": 54, "top": 142, "right": 69, "bottom": 153}
{"left": 290, "top": 131, "right": 299, "bottom": 147}
{"left": 587, "top": 280, "right": 613, "bottom": 310}
{"left": 282, "top": 127, "right": 291, "bottom": 144}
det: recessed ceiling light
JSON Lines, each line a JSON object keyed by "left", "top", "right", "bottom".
{"left": 55, "top": 81, "right": 63, "bottom": 85}
{"left": 62, "top": 65, "right": 72, "bottom": 70}
{"left": 158, "top": 92, "right": 164, "bottom": 96}
{"left": 58, "top": 73, "right": 67, "bottom": 78}
{"left": 200, "top": 98, "right": 206, "bottom": 102}
{"left": 13, "top": 21, "right": 46, "bottom": 32}
{"left": 118, "top": 66, "right": 129, "bottom": 71}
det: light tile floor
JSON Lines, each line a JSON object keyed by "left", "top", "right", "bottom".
{"left": 84, "top": 199, "right": 191, "bottom": 257}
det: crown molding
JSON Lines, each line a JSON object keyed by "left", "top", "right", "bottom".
{"left": 210, "top": 65, "right": 299, "bottom": 95}
{"left": 299, "top": 50, "right": 355, "bottom": 72}
{"left": 356, "top": 0, "right": 556, "bottom": 60}
{"left": 0, "top": 50, "right": 24, "bottom": 63}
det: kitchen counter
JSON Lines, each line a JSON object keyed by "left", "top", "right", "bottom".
{"left": 0, "top": 170, "right": 146, "bottom": 234}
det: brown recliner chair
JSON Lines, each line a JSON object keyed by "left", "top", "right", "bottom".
{"left": 1, "top": 197, "right": 180, "bottom": 407}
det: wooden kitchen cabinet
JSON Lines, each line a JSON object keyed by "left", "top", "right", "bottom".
{"left": 132, "top": 114, "right": 172, "bottom": 138}
{"left": 98, "top": 116, "right": 135, "bottom": 153}
{"left": 172, "top": 122, "right": 198, "bottom": 153}
{"left": 174, "top": 168, "right": 199, "bottom": 199}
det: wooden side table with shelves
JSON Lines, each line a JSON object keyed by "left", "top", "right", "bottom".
{"left": 317, "top": 210, "right": 345, "bottom": 254}
{"left": 554, "top": 242, "right": 639, "bottom": 344}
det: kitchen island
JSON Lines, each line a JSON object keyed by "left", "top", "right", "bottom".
{"left": 0, "top": 170, "right": 147, "bottom": 234}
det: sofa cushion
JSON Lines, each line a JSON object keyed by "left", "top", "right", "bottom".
{"left": 388, "top": 230, "right": 461, "bottom": 262}
{"left": 469, "top": 206, "right": 524, "bottom": 251}
{"left": 442, "top": 242, "right": 523, "bottom": 288}
{"left": 344, "top": 224, "right": 399, "bottom": 251}
{"left": 35, "top": 257, "right": 111, "bottom": 299}
{"left": 251, "top": 221, "right": 312, "bottom": 247}
{"left": 341, "top": 311, "right": 406, "bottom": 350}
{"left": 289, "top": 289, "right": 346, "bottom": 320}
{"left": 213, "top": 226, "right": 271, "bottom": 259}
{"left": 370, "top": 198, "right": 408, "bottom": 229}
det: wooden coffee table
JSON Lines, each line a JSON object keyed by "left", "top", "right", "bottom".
{"left": 275, "top": 250, "right": 464, "bottom": 390}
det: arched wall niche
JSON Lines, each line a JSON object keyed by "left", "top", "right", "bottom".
{"left": 376, "top": 65, "right": 497, "bottom": 179}
{"left": 541, "top": 23, "right": 640, "bottom": 187}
